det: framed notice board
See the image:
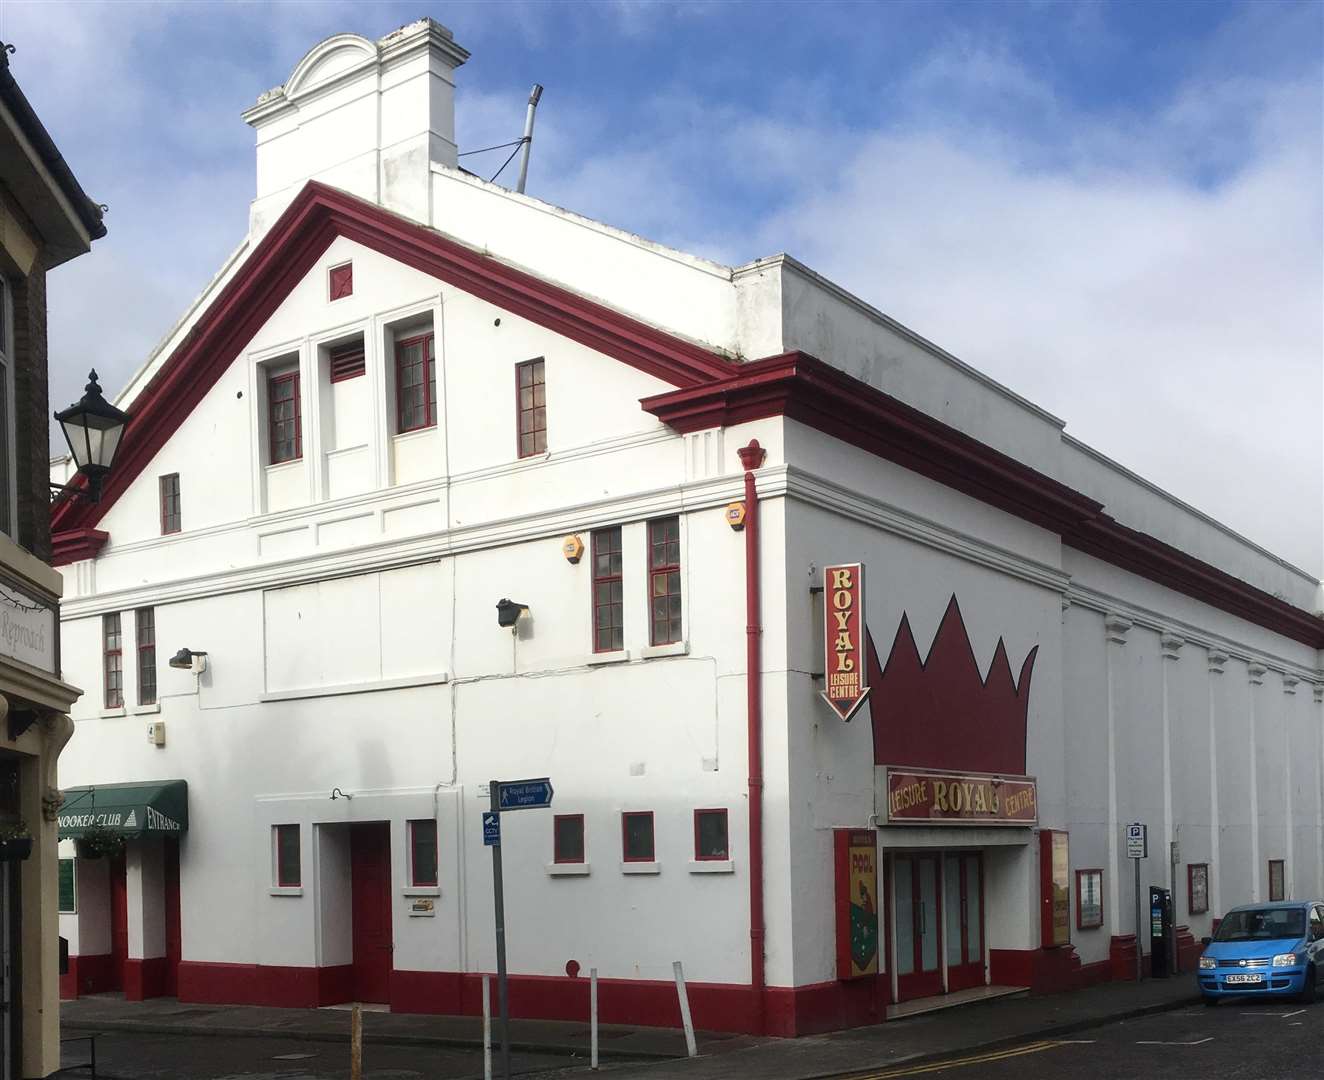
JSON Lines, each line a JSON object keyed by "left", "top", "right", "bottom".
{"left": 58, "top": 858, "right": 76, "bottom": 914}
{"left": 1039, "top": 830, "right": 1070, "bottom": 947}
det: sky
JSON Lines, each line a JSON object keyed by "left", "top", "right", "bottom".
{"left": 2, "top": 0, "right": 1321, "bottom": 577}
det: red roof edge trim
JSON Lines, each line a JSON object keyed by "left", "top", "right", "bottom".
{"left": 641, "top": 351, "right": 1324, "bottom": 650}
{"left": 51, "top": 528, "right": 109, "bottom": 567}
{"left": 49, "top": 181, "right": 737, "bottom": 537}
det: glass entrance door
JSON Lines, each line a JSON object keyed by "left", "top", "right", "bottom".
{"left": 944, "top": 853, "right": 985, "bottom": 991}
{"left": 894, "top": 854, "right": 943, "bottom": 999}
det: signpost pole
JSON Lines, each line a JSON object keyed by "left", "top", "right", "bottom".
{"left": 489, "top": 781, "right": 511, "bottom": 1080}
{"left": 1134, "top": 855, "right": 1142, "bottom": 983}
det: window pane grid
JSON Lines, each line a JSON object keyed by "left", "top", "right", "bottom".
{"left": 592, "top": 528, "right": 623, "bottom": 652}
{"left": 694, "top": 809, "right": 728, "bottom": 860}
{"left": 159, "top": 474, "right": 181, "bottom": 534}
{"left": 622, "top": 812, "right": 654, "bottom": 862}
{"left": 648, "top": 517, "right": 682, "bottom": 646}
{"left": 516, "top": 359, "right": 546, "bottom": 457}
{"left": 103, "top": 613, "right": 122, "bottom": 709}
{"left": 268, "top": 371, "right": 301, "bottom": 464}
{"left": 410, "top": 819, "right": 438, "bottom": 887}
{"left": 136, "top": 608, "right": 156, "bottom": 706}
{"left": 395, "top": 334, "right": 437, "bottom": 433}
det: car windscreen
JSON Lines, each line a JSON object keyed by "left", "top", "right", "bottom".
{"left": 1213, "top": 907, "right": 1305, "bottom": 942}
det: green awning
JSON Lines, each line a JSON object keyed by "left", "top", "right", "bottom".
{"left": 57, "top": 780, "right": 188, "bottom": 839}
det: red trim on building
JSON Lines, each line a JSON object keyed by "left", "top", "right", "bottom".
{"left": 59, "top": 953, "right": 116, "bottom": 1000}
{"left": 989, "top": 945, "right": 1083, "bottom": 994}
{"left": 123, "top": 956, "right": 169, "bottom": 1001}
{"left": 620, "top": 811, "right": 655, "bottom": 862}
{"left": 692, "top": 808, "right": 729, "bottom": 861}
{"left": 51, "top": 527, "right": 108, "bottom": 566}
{"left": 642, "top": 352, "right": 1324, "bottom": 649}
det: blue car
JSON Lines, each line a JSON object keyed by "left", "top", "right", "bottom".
{"left": 1198, "top": 900, "right": 1324, "bottom": 1003}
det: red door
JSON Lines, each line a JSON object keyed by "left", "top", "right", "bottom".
{"left": 350, "top": 824, "right": 393, "bottom": 1003}
{"left": 894, "top": 854, "right": 943, "bottom": 1000}
{"left": 163, "top": 839, "right": 182, "bottom": 996}
{"left": 108, "top": 852, "right": 128, "bottom": 992}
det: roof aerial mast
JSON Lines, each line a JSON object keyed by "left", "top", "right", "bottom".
{"left": 515, "top": 83, "right": 543, "bottom": 194}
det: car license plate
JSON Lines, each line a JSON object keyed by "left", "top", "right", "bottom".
{"left": 1225, "top": 973, "right": 1263, "bottom": 984}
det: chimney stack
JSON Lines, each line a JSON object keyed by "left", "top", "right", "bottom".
{"left": 243, "top": 18, "right": 469, "bottom": 237}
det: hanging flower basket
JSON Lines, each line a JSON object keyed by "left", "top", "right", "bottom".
{"left": 75, "top": 824, "right": 123, "bottom": 861}
{"left": 0, "top": 821, "right": 32, "bottom": 862}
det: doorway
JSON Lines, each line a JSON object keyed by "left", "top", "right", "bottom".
{"left": 109, "top": 852, "right": 128, "bottom": 993}
{"left": 894, "top": 854, "right": 943, "bottom": 999}
{"left": 943, "top": 853, "right": 985, "bottom": 991}
{"left": 349, "top": 824, "right": 392, "bottom": 1003}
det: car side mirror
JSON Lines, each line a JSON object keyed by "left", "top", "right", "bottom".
{"left": 1200, "top": 936, "right": 1212, "bottom": 947}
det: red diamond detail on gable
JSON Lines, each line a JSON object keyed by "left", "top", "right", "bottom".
{"left": 329, "top": 262, "right": 353, "bottom": 300}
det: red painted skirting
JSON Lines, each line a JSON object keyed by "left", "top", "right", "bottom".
{"left": 60, "top": 953, "right": 116, "bottom": 1001}
{"left": 124, "top": 957, "right": 169, "bottom": 1001}
{"left": 178, "top": 961, "right": 362, "bottom": 1009}
{"left": 988, "top": 946, "right": 1082, "bottom": 994}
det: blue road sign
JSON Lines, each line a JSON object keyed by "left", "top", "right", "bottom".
{"left": 497, "top": 778, "right": 554, "bottom": 811}
{"left": 483, "top": 812, "right": 501, "bottom": 846}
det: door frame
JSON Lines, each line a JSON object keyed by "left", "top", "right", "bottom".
{"left": 894, "top": 853, "right": 944, "bottom": 1000}
{"left": 349, "top": 822, "right": 394, "bottom": 1004}
{"left": 944, "top": 852, "right": 986, "bottom": 992}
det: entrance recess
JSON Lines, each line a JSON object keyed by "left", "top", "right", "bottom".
{"left": 349, "top": 823, "right": 393, "bottom": 1003}
{"left": 944, "top": 853, "right": 984, "bottom": 992}
{"left": 895, "top": 854, "right": 943, "bottom": 999}
{"left": 109, "top": 852, "right": 128, "bottom": 992}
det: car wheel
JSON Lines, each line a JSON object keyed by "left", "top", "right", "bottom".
{"left": 1301, "top": 965, "right": 1318, "bottom": 1005}
{"left": 1202, "top": 995, "right": 1219, "bottom": 1007}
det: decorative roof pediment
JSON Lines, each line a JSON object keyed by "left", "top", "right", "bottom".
{"left": 283, "top": 34, "right": 377, "bottom": 100}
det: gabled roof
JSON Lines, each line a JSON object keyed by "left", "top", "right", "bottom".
{"left": 50, "top": 181, "right": 738, "bottom": 535}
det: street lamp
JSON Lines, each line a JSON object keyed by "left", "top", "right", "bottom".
{"left": 51, "top": 369, "right": 128, "bottom": 503}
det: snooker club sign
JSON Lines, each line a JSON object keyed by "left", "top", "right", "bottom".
{"left": 885, "top": 767, "right": 1038, "bottom": 826}
{"left": 821, "top": 563, "right": 870, "bottom": 722}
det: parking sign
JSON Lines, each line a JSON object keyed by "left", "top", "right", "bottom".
{"left": 1126, "top": 822, "right": 1147, "bottom": 859}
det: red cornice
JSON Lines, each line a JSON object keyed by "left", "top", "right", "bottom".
{"left": 642, "top": 352, "right": 1324, "bottom": 650}
{"left": 51, "top": 528, "right": 108, "bottom": 566}
{"left": 50, "top": 181, "right": 737, "bottom": 537}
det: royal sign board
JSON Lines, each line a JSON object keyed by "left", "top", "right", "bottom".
{"left": 884, "top": 767, "right": 1038, "bottom": 826}
{"left": 821, "top": 563, "right": 870, "bottom": 722}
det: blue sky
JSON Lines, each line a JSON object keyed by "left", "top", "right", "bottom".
{"left": 2, "top": 1, "right": 1321, "bottom": 573}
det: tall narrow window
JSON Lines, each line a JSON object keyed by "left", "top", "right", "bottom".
{"left": 409, "top": 819, "right": 438, "bottom": 888}
{"left": 103, "top": 613, "right": 123, "bottom": 709}
{"left": 516, "top": 358, "right": 546, "bottom": 457}
{"left": 395, "top": 333, "right": 436, "bottom": 432}
{"left": 592, "top": 527, "right": 623, "bottom": 653}
{"left": 159, "top": 473, "right": 181, "bottom": 534}
{"left": 0, "top": 277, "right": 12, "bottom": 538}
{"left": 554, "top": 814, "right": 585, "bottom": 864}
{"left": 268, "top": 370, "right": 301, "bottom": 464}
{"left": 1269, "top": 859, "right": 1286, "bottom": 902}
{"left": 622, "top": 811, "right": 655, "bottom": 863}
{"left": 274, "top": 825, "right": 301, "bottom": 888}
{"left": 136, "top": 608, "right": 157, "bottom": 706}
{"left": 648, "top": 516, "right": 682, "bottom": 646}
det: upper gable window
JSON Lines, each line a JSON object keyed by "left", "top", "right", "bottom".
{"left": 268, "top": 369, "right": 302, "bottom": 464}
{"left": 516, "top": 358, "right": 546, "bottom": 458}
{"left": 395, "top": 333, "right": 436, "bottom": 433}
{"left": 329, "top": 263, "right": 353, "bottom": 301}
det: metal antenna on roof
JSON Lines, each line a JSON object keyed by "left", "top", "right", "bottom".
{"left": 515, "top": 84, "right": 543, "bottom": 194}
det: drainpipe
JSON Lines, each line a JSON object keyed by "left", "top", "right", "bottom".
{"left": 737, "top": 438, "right": 767, "bottom": 1033}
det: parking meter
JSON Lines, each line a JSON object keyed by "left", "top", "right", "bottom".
{"left": 1149, "top": 886, "right": 1173, "bottom": 978}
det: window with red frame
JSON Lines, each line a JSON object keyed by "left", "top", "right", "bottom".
{"left": 328, "top": 338, "right": 365, "bottom": 382}
{"left": 329, "top": 262, "right": 353, "bottom": 301}
{"left": 592, "top": 527, "right": 623, "bottom": 653}
{"left": 693, "top": 809, "right": 728, "bottom": 860}
{"left": 136, "top": 607, "right": 156, "bottom": 707}
{"left": 409, "top": 819, "right": 438, "bottom": 887}
{"left": 622, "top": 811, "right": 654, "bottom": 862}
{"left": 274, "top": 825, "right": 300, "bottom": 887}
{"left": 395, "top": 333, "right": 436, "bottom": 432}
{"left": 159, "top": 473, "right": 181, "bottom": 535}
{"left": 103, "top": 613, "right": 123, "bottom": 709}
{"left": 268, "top": 369, "right": 301, "bottom": 463}
{"left": 554, "top": 814, "right": 585, "bottom": 864}
{"left": 516, "top": 359, "right": 546, "bottom": 457}
{"left": 648, "top": 516, "right": 681, "bottom": 646}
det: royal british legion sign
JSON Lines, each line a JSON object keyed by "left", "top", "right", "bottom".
{"left": 822, "top": 563, "right": 870, "bottom": 722}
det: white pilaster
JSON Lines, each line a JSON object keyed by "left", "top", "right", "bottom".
{"left": 1315, "top": 684, "right": 1324, "bottom": 899}
{"left": 1247, "top": 662, "right": 1266, "bottom": 901}
{"left": 1159, "top": 633, "right": 1182, "bottom": 911}
{"left": 1283, "top": 674, "right": 1298, "bottom": 899}
{"left": 1206, "top": 649, "right": 1227, "bottom": 918}
{"left": 1104, "top": 613, "right": 1131, "bottom": 937}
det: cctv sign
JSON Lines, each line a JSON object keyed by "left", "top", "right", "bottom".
{"left": 821, "top": 563, "right": 871, "bottom": 722}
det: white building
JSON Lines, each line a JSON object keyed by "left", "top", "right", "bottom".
{"left": 52, "top": 20, "right": 1323, "bottom": 1035}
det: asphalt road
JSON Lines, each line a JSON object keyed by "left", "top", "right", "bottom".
{"left": 825, "top": 999, "right": 1324, "bottom": 1080}
{"left": 56, "top": 1030, "right": 587, "bottom": 1080}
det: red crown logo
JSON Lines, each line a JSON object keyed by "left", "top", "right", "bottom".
{"left": 866, "top": 595, "right": 1037, "bottom": 776}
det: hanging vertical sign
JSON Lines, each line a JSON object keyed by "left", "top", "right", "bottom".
{"left": 822, "top": 563, "right": 870, "bottom": 721}
{"left": 834, "top": 829, "right": 880, "bottom": 979}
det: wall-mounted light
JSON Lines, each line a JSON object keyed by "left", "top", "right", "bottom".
{"left": 50, "top": 370, "right": 129, "bottom": 503}
{"left": 330, "top": 787, "right": 353, "bottom": 801}
{"left": 168, "top": 648, "right": 208, "bottom": 673}
{"left": 496, "top": 598, "right": 529, "bottom": 628}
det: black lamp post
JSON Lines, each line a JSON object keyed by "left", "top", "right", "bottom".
{"left": 51, "top": 369, "right": 128, "bottom": 503}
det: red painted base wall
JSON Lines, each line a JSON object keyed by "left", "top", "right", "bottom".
{"left": 60, "top": 954, "right": 116, "bottom": 1001}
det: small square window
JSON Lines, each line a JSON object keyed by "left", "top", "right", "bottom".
{"left": 329, "top": 263, "right": 353, "bottom": 301}
{"left": 554, "top": 815, "right": 585, "bottom": 864}
{"left": 622, "top": 811, "right": 654, "bottom": 863}
{"left": 409, "top": 819, "right": 438, "bottom": 887}
{"left": 694, "top": 809, "right": 728, "bottom": 860}
{"left": 274, "top": 824, "right": 300, "bottom": 887}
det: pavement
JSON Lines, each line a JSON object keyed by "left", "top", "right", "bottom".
{"left": 59, "top": 976, "right": 1205, "bottom": 1079}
